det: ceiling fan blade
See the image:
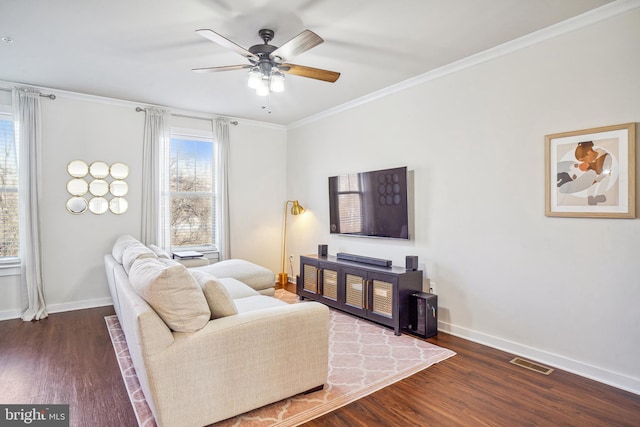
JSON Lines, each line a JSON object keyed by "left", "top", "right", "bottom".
{"left": 280, "top": 63, "right": 340, "bottom": 83}
{"left": 270, "top": 30, "right": 323, "bottom": 62}
{"left": 195, "top": 29, "right": 258, "bottom": 61}
{"left": 192, "top": 64, "right": 252, "bottom": 73}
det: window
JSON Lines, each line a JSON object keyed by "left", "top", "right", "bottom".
{"left": 0, "top": 111, "right": 19, "bottom": 262}
{"left": 169, "top": 130, "right": 217, "bottom": 250}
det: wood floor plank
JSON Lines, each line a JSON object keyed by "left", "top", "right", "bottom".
{"left": 1, "top": 306, "right": 639, "bottom": 426}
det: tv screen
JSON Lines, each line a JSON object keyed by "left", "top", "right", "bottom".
{"left": 329, "top": 166, "right": 409, "bottom": 239}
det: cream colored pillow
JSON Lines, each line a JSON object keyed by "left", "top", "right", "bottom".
{"left": 190, "top": 270, "right": 238, "bottom": 319}
{"left": 129, "top": 257, "right": 211, "bottom": 332}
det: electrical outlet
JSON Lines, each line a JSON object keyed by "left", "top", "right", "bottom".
{"left": 429, "top": 281, "right": 437, "bottom": 295}
{"left": 289, "top": 254, "right": 294, "bottom": 262}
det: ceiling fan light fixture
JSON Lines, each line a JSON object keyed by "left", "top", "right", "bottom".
{"left": 256, "top": 78, "right": 270, "bottom": 96}
{"left": 270, "top": 69, "right": 285, "bottom": 93}
{"left": 247, "top": 66, "right": 262, "bottom": 89}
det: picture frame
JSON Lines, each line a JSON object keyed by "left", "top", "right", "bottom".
{"left": 545, "top": 123, "right": 636, "bottom": 218}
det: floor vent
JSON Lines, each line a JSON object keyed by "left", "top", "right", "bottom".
{"left": 510, "top": 357, "right": 554, "bottom": 375}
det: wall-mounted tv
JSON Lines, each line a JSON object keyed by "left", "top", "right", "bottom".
{"left": 329, "top": 166, "right": 409, "bottom": 240}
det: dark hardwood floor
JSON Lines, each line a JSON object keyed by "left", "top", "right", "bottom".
{"left": 1, "top": 305, "right": 639, "bottom": 427}
{"left": 0, "top": 306, "right": 137, "bottom": 427}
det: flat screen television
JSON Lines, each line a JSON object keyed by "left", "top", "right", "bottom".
{"left": 328, "top": 166, "right": 409, "bottom": 239}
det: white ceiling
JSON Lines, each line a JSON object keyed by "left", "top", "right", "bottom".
{"left": 0, "top": 0, "right": 615, "bottom": 125}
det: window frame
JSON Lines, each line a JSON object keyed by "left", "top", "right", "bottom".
{"left": 0, "top": 105, "right": 20, "bottom": 274}
{"left": 168, "top": 127, "right": 218, "bottom": 253}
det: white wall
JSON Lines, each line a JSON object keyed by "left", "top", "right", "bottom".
{"left": 227, "top": 123, "right": 287, "bottom": 271}
{"left": 286, "top": 9, "right": 640, "bottom": 393}
{"left": 0, "top": 92, "right": 286, "bottom": 318}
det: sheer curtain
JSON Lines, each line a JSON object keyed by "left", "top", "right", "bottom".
{"left": 215, "top": 118, "right": 230, "bottom": 260}
{"left": 13, "top": 87, "right": 47, "bottom": 321}
{"left": 141, "top": 108, "right": 171, "bottom": 249}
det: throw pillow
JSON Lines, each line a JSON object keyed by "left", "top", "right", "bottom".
{"left": 190, "top": 270, "right": 238, "bottom": 319}
{"left": 129, "top": 257, "right": 211, "bottom": 332}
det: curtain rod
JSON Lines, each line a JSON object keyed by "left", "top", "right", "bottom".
{"left": 135, "top": 106, "right": 238, "bottom": 125}
{"left": 0, "top": 87, "right": 56, "bottom": 99}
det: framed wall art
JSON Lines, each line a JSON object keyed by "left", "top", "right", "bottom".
{"left": 545, "top": 123, "right": 636, "bottom": 218}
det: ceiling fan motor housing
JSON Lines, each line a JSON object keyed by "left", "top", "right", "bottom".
{"left": 258, "top": 29, "right": 274, "bottom": 43}
{"left": 249, "top": 30, "right": 281, "bottom": 74}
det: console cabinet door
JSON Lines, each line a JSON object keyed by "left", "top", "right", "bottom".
{"left": 320, "top": 264, "right": 339, "bottom": 302}
{"left": 342, "top": 268, "right": 367, "bottom": 317}
{"left": 300, "top": 259, "right": 320, "bottom": 295}
{"left": 366, "top": 272, "right": 399, "bottom": 329}
{"left": 341, "top": 268, "right": 398, "bottom": 329}
{"left": 299, "top": 257, "right": 341, "bottom": 309}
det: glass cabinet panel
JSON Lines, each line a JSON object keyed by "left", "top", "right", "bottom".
{"left": 303, "top": 264, "right": 318, "bottom": 293}
{"left": 371, "top": 279, "right": 393, "bottom": 318}
{"left": 322, "top": 269, "right": 338, "bottom": 300}
{"left": 345, "top": 273, "right": 365, "bottom": 309}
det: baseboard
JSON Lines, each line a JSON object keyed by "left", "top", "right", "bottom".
{"left": 0, "top": 297, "right": 114, "bottom": 321}
{"left": 438, "top": 321, "right": 640, "bottom": 396}
{"left": 0, "top": 309, "right": 23, "bottom": 321}
{"left": 47, "top": 297, "right": 113, "bottom": 314}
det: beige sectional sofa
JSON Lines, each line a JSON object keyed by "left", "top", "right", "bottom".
{"left": 104, "top": 235, "right": 329, "bottom": 427}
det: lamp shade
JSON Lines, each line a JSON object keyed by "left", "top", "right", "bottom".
{"left": 290, "top": 200, "right": 304, "bottom": 215}
{"left": 247, "top": 67, "right": 262, "bottom": 89}
{"left": 256, "top": 78, "right": 270, "bottom": 96}
{"left": 270, "top": 70, "right": 285, "bottom": 92}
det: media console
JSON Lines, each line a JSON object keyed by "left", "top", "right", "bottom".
{"left": 297, "top": 254, "right": 423, "bottom": 335}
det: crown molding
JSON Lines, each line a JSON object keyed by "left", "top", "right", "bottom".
{"left": 288, "top": 0, "right": 640, "bottom": 129}
{"left": 0, "top": 79, "right": 285, "bottom": 130}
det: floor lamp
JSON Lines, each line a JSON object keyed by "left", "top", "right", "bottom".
{"left": 278, "top": 200, "right": 304, "bottom": 287}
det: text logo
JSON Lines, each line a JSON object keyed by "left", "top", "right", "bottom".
{"left": 1, "top": 405, "right": 69, "bottom": 426}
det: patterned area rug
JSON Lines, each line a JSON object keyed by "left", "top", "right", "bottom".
{"left": 105, "top": 290, "right": 455, "bottom": 426}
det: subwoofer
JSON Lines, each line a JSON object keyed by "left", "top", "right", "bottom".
{"left": 407, "top": 292, "right": 438, "bottom": 338}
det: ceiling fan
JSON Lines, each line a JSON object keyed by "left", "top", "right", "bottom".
{"left": 192, "top": 28, "right": 340, "bottom": 96}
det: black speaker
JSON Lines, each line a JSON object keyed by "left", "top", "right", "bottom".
{"left": 318, "top": 244, "right": 328, "bottom": 257}
{"left": 407, "top": 292, "right": 437, "bottom": 338}
{"left": 405, "top": 255, "right": 418, "bottom": 271}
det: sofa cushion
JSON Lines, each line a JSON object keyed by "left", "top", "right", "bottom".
{"left": 190, "top": 270, "right": 238, "bottom": 319}
{"left": 148, "top": 244, "right": 171, "bottom": 259}
{"left": 233, "top": 295, "right": 288, "bottom": 313}
{"left": 192, "top": 259, "right": 275, "bottom": 292}
{"left": 112, "top": 235, "right": 139, "bottom": 264}
{"left": 217, "top": 278, "right": 260, "bottom": 299}
{"left": 129, "top": 257, "right": 210, "bottom": 332}
{"left": 122, "top": 243, "right": 157, "bottom": 274}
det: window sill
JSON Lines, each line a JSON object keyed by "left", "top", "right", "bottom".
{"left": 0, "top": 264, "right": 21, "bottom": 277}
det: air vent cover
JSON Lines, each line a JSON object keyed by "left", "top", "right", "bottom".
{"left": 510, "top": 357, "right": 554, "bottom": 375}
